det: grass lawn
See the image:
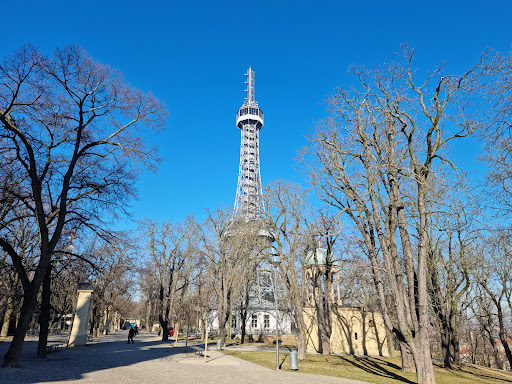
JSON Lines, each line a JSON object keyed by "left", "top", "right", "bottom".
{"left": 222, "top": 350, "right": 512, "bottom": 384}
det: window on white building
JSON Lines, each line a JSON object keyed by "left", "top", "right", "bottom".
{"left": 251, "top": 314, "right": 258, "bottom": 328}
{"left": 264, "top": 315, "right": 270, "bottom": 328}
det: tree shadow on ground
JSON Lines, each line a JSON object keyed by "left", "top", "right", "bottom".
{"left": 337, "top": 355, "right": 416, "bottom": 384}
{"left": 445, "top": 364, "right": 512, "bottom": 383}
{"left": 0, "top": 332, "right": 215, "bottom": 384}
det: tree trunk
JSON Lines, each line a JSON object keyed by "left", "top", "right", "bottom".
{"left": 440, "top": 329, "right": 452, "bottom": 369}
{"left": 159, "top": 314, "right": 169, "bottom": 341}
{"left": 451, "top": 335, "right": 460, "bottom": 365}
{"left": 158, "top": 282, "right": 169, "bottom": 341}
{"left": 491, "top": 333, "right": 501, "bottom": 368}
{"left": 312, "top": 267, "right": 333, "bottom": 356}
{"left": 499, "top": 331, "right": 512, "bottom": 370}
{"left": 320, "top": 328, "right": 331, "bottom": 355}
{"left": 2, "top": 283, "right": 41, "bottom": 367}
{"left": 240, "top": 288, "right": 250, "bottom": 344}
{"left": 37, "top": 263, "right": 52, "bottom": 358}
{"left": 413, "top": 344, "right": 437, "bottom": 384}
{"left": 204, "top": 324, "right": 209, "bottom": 362}
{"left": 401, "top": 344, "right": 416, "bottom": 373}
{"left": 227, "top": 308, "right": 232, "bottom": 341}
{"left": 113, "top": 311, "right": 118, "bottom": 332}
{"left": 480, "top": 310, "right": 502, "bottom": 369}
{"left": 297, "top": 329, "right": 306, "bottom": 360}
{"left": 89, "top": 306, "right": 96, "bottom": 339}
{"left": 385, "top": 328, "right": 397, "bottom": 358}
{"left": 468, "top": 330, "right": 477, "bottom": 365}
{"left": 297, "top": 331, "right": 306, "bottom": 360}
{"left": 174, "top": 321, "right": 179, "bottom": 347}
{"left": 103, "top": 307, "right": 110, "bottom": 335}
{"left": 240, "top": 306, "right": 247, "bottom": 344}
{"left": 1, "top": 294, "right": 15, "bottom": 338}
{"left": 217, "top": 276, "right": 230, "bottom": 348}
{"left": 93, "top": 308, "right": 100, "bottom": 338}
{"left": 495, "top": 304, "right": 512, "bottom": 370}
{"left": 147, "top": 301, "right": 152, "bottom": 333}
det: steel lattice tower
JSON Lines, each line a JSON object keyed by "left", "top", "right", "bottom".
{"left": 233, "top": 67, "right": 265, "bottom": 221}
{"left": 230, "top": 69, "right": 282, "bottom": 317}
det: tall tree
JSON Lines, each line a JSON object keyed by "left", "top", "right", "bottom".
{"left": 232, "top": 237, "right": 262, "bottom": 344}
{"left": 264, "top": 181, "right": 311, "bottom": 360}
{"left": 304, "top": 210, "right": 340, "bottom": 356}
{"left": 474, "top": 234, "right": 512, "bottom": 370}
{"left": 0, "top": 45, "right": 166, "bottom": 367}
{"left": 141, "top": 218, "right": 196, "bottom": 341}
{"left": 426, "top": 196, "right": 474, "bottom": 369}
{"left": 197, "top": 209, "right": 263, "bottom": 347}
{"left": 305, "top": 47, "right": 488, "bottom": 383}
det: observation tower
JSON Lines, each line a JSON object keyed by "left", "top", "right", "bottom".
{"left": 233, "top": 67, "right": 265, "bottom": 222}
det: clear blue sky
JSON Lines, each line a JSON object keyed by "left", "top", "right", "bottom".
{"left": 2, "top": 0, "right": 511, "bottom": 227}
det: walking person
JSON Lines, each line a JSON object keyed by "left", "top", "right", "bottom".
{"left": 128, "top": 326, "right": 135, "bottom": 344}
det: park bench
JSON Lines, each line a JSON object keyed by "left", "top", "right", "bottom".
{"left": 46, "top": 343, "right": 64, "bottom": 353}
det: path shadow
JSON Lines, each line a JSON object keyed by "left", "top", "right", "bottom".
{"left": 0, "top": 332, "right": 212, "bottom": 384}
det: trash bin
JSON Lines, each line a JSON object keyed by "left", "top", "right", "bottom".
{"left": 289, "top": 349, "right": 298, "bottom": 370}
{"left": 216, "top": 339, "right": 223, "bottom": 350}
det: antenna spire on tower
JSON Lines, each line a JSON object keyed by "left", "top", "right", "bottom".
{"left": 244, "top": 67, "right": 256, "bottom": 106}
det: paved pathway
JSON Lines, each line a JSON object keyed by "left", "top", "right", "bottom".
{"left": 0, "top": 331, "right": 371, "bottom": 384}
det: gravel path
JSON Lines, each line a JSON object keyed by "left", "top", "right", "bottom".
{"left": 0, "top": 331, "right": 370, "bottom": 384}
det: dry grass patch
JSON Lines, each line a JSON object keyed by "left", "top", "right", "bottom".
{"left": 222, "top": 350, "right": 512, "bottom": 384}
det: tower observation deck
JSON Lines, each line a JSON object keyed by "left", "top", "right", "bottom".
{"left": 233, "top": 67, "right": 265, "bottom": 221}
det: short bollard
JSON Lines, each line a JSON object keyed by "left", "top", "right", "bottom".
{"left": 289, "top": 349, "right": 299, "bottom": 370}
{"left": 216, "top": 339, "right": 223, "bottom": 350}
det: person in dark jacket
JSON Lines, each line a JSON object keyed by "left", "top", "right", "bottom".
{"left": 128, "top": 327, "right": 135, "bottom": 344}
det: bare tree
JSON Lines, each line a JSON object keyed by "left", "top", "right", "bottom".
{"left": 303, "top": 210, "right": 340, "bottom": 356}
{"left": 304, "top": 47, "right": 488, "bottom": 383}
{"left": 193, "top": 262, "right": 215, "bottom": 342}
{"left": 474, "top": 234, "right": 512, "bottom": 370}
{"left": 483, "top": 49, "right": 512, "bottom": 208}
{"left": 141, "top": 218, "right": 196, "bottom": 341}
{"left": 197, "top": 209, "right": 263, "bottom": 347}
{"left": 138, "top": 262, "right": 159, "bottom": 332}
{"left": 426, "top": 195, "right": 476, "bottom": 368}
{"left": 87, "top": 235, "right": 137, "bottom": 338}
{"left": 0, "top": 213, "right": 38, "bottom": 338}
{"left": 263, "top": 180, "right": 311, "bottom": 360}
{"left": 0, "top": 45, "right": 166, "bottom": 367}
{"left": 197, "top": 209, "right": 233, "bottom": 347}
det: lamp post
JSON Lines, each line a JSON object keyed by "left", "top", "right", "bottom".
{"left": 269, "top": 256, "right": 281, "bottom": 370}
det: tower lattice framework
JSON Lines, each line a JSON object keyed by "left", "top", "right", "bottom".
{"left": 233, "top": 67, "right": 265, "bottom": 221}
{"left": 230, "top": 68, "right": 285, "bottom": 325}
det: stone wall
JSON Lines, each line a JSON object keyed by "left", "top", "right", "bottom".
{"left": 304, "top": 306, "right": 390, "bottom": 356}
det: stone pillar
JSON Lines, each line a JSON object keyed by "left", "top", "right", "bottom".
{"left": 68, "top": 288, "right": 94, "bottom": 347}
